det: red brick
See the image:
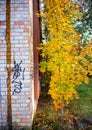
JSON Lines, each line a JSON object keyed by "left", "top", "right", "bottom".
{"left": 24, "top": 28, "right": 29, "bottom": 32}
{"left": 22, "top": 119, "right": 31, "bottom": 123}
{"left": 17, "top": 115, "right": 26, "bottom": 119}
{"left": 16, "top": 100, "right": 25, "bottom": 103}
{"left": 14, "top": 7, "right": 18, "bottom": 11}
{"left": 14, "top": 21, "right": 25, "bottom": 25}
{"left": 0, "top": 22, "right": 5, "bottom": 25}
{"left": 13, "top": 112, "right": 20, "bottom": 115}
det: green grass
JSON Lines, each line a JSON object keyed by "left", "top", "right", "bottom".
{"left": 70, "top": 77, "right": 92, "bottom": 119}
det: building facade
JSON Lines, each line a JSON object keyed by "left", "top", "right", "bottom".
{"left": 0, "top": 0, "right": 40, "bottom": 129}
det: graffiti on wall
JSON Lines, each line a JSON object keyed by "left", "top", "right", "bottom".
{"left": 12, "top": 60, "right": 25, "bottom": 95}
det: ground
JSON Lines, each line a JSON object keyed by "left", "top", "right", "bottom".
{"left": 32, "top": 78, "right": 92, "bottom": 130}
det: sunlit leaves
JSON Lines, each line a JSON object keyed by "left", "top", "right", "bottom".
{"left": 39, "top": 0, "right": 92, "bottom": 111}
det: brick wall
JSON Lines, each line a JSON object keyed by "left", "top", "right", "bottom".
{"left": 0, "top": 0, "right": 7, "bottom": 127}
{"left": 0, "top": 0, "right": 37, "bottom": 128}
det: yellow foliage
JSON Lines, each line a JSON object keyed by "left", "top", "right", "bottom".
{"left": 39, "top": 0, "right": 92, "bottom": 111}
{"left": 84, "top": 77, "right": 90, "bottom": 84}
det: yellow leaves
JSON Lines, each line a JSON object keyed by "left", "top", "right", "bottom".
{"left": 39, "top": 61, "right": 47, "bottom": 73}
{"left": 40, "top": 0, "right": 82, "bottom": 39}
{"left": 48, "top": 88, "right": 58, "bottom": 100}
{"left": 54, "top": 102, "right": 64, "bottom": 112}
{"left": 39, "top": 0, "right": 92, "bottom": 111}
{"left": 79, "top": 42, "right": 92, "bottom": 77}
{"left": 84, "top": 77, "right": 90, "bottom": 84}
{"left": 74, "top": 4, "right": 80, "bottom": 10}
{"left": 81, "top": 42, "right": 92, "bottom": 58}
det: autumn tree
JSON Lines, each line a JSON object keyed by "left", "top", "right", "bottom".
{"left": 39, "top": 0, "right": 92, "bottom": 111}
{"left": 74, "top": 0, "right": 92, "bottom": 44}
